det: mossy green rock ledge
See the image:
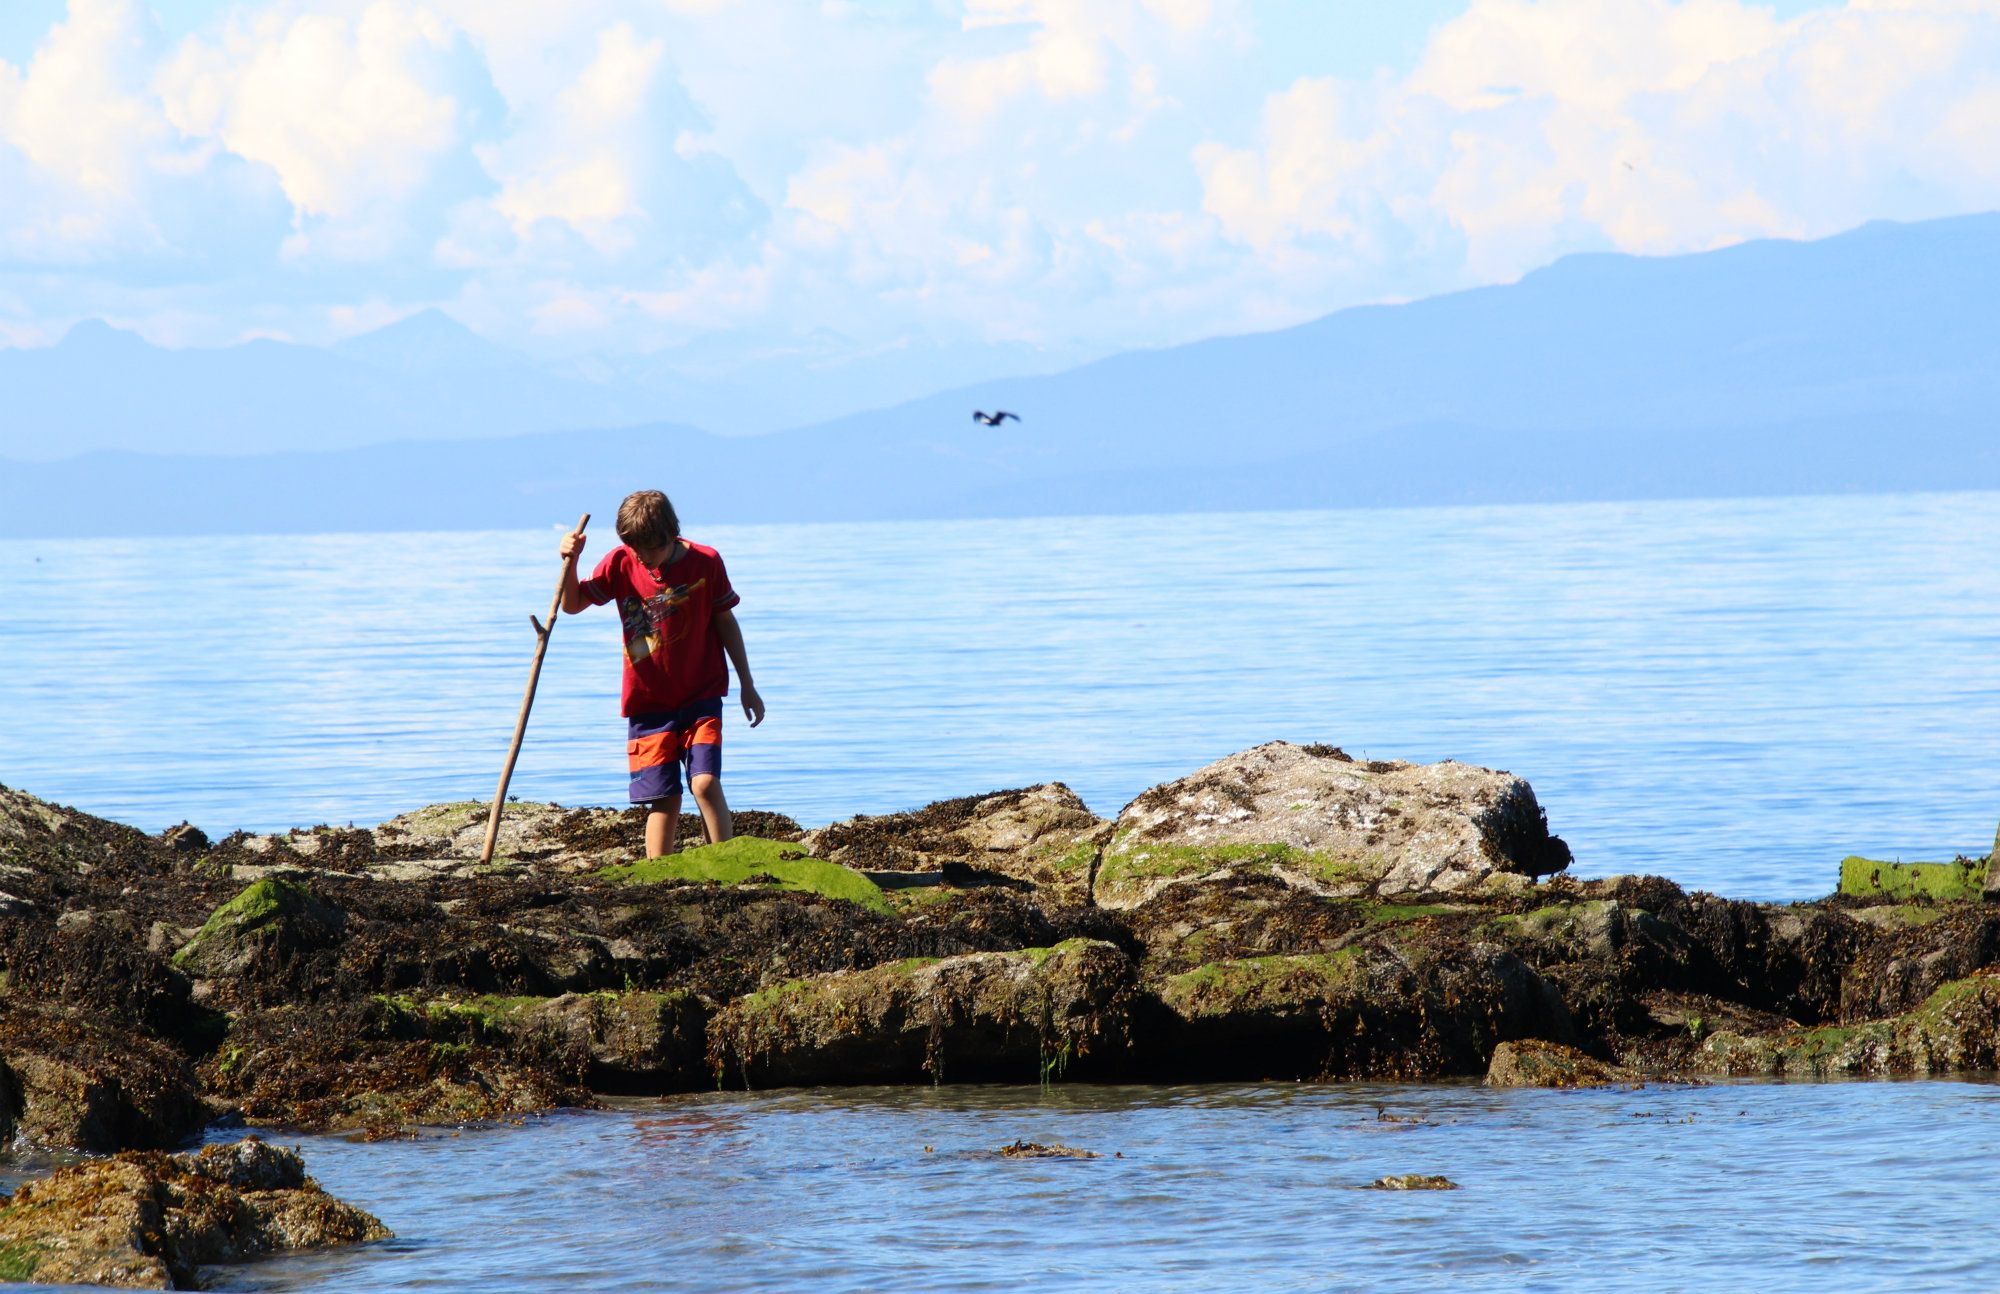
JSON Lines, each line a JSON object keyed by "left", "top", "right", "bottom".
{"left": 596, "top": 837, "right": 890, "bottom": 913}
{"left": 1836, "top": 855, "right": 1985, "bottom": 903}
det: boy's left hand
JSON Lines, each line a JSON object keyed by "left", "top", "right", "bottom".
{"left": 740, "top": 684, "right": 766, "bottom": 728}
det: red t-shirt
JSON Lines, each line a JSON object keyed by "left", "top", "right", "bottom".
{"left": 578, "top": 541, "right": 741, "bottom": 717}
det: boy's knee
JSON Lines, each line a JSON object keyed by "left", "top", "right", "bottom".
{"left": 688, "top": 773, "right": 720, "bottom": 798}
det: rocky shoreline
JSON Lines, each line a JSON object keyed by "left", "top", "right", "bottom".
{"left": 2, "top": 739, "right": 1997, "bottom": 1282}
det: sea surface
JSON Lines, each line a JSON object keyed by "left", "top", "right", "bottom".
{"left": 33, "top": 1080, "right": 2000, "bottom": 1293}
{"left": 3, "top": 491, "right": 1996, "bottom": 901}
{"left": 3, "top": 492, "right": 2000, "bottom": 1290}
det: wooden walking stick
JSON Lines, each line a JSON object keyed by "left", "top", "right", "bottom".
{"left": 479, "top": 513, "right": 590, "bottom": 866}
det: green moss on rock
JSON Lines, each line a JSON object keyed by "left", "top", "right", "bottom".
{"left": 1162, "top": 950, "right": 1363, "bottom": 1016}
{"left": 0, "top": 1241, "right": 43, "bottom": 1282}
{"left": 1837, "top": 855, "right": 1984, "bottom": 902}
{"left": 596, "top": 837, "right": 890, "bottom": 913}
{"left": 172, "top": 875, "right": 342, "bottom": 974}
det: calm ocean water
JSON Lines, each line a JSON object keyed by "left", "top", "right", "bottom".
{"left": 3, "top": 493, "right": 2000, "bottom": 1291}
{"left": 180, "top": 1080, "right": 2000, "bottom": 1292}
{"left": 2, "top": 492, "right": 1997, "bottom": 901}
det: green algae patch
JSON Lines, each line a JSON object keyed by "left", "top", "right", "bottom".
{"left": 1162, "top": 949, "right": 1363, "bottom": 1017}
{"left": 0, "top": 1241, "right": 44, "bottom": 1283}
{"left": 1045, "top": 840, "right": 1100, "bottom": 874}
{"left": 1837, "top": 855, "right": 1983, "bottom": 902}
{"left": 1908, "top": 970, "right": 2000, "bottom": 1026}
{"left": 596, "top": 836, "right": 889, "bottom": 913}
{"left": 173, "top": 875, "right": 342, "bottom": 973}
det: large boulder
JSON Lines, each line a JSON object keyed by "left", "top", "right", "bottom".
{"left": 801, "top": 785, "right": 1110, "bottom": 904}
{"left": 709, "top": 940, "right": 1138, "bottom": 1086}
{"left": 1096, "top": 742, "right": 1570, "bottom": 909}
{"left": 0, "top": 1138, "right": 388, "bottom": 1289}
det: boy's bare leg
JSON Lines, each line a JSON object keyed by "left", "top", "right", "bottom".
{"left": 689, "top": 774, "right": 733, "bottom": 846}
{"left": 645, "top": 798, "right": 682, "bottom": 858}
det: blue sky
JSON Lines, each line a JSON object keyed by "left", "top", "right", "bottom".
{"left": 2, "top": 0, "right": 1995, "bottom": 394}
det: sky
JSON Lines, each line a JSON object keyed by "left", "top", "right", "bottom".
{"left": 2, "top": 0, "right": 1997, "bottom": 387}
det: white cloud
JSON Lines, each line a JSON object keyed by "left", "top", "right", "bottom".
{"left": 1197, "top": 0, "right": 2000, "bottom": 298}
{"left": 2, "top": 0, "right": 1999, "bottom": 394}
{"left": 157, "top": 2, "right": 485, "bottom": 257}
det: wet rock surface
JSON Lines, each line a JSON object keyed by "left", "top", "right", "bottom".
{"left": 1485, "top": 1039, "right": 1635, "bottom": 1088}
{"left": 0, "top": 1137, "right": 388, "bottom": 1289}
{"left": 2, "top": 753, "right": 1999, "bottom": 1163}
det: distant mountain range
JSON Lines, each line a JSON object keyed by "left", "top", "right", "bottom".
{"left": 3, "top": 212, "right": 1996, "bottom": 538}
{"left": 0, "top": 309, "right": 1063, "bottom": 457}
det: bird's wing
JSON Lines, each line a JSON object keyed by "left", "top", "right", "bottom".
{"left": 1000, "top": 411, "right": 1020, "bottom": 422}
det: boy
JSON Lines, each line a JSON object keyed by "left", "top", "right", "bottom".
{"left": 559, "top": 489, "right": 764, "bottom": 858}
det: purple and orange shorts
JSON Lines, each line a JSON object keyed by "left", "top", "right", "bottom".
{"left": 627, "top": 699, "right": 723, "bottom": 805}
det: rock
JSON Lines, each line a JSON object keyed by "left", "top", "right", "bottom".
{"left": 202, "top": 1000, "right": 588, "bottom": 1136}
{"left": 994, "top": 1140, "right": 1100, "bottom": 1159}
{"left": 481, "top": 990, "right": 709, "bottom": 1091}
{"left": 801, "top": 784, "right": 1109, "bottom": 903}
{"left": 1837, "top": 907, "right": 2000, "bottom": 1021}
{"left": 1691, "top": 969, "right": 2000, "bottom": 1078}
{"left": 710, "top": 939, "right": 1138, "bottom": 1087}
{"left": 0, "top": 1137, "right": 388, "bottom": 1289}
{"left": 1095, "top": 742, "right": 1569, "bottom": 909}
{"left": 1150, "top": 938, "right": 1570, "bottom": 1081}
{"left": 1117, "top": 873, "right": 1395, "bottom": 977}
{"left": 158, "top": 824, "right": 208, "bottom": 854}
{"left": 1668, "top": 896, "right": 1866, "bottom": 1024}
{"left": 172, "top": 875, "right": 345, "bottom": 981}
{"left": 0, "top": 786, "right": 161, "bottom": 880}
{"left": 1363, "top": 1174, "right": 1458, "bottom": 1191}
{"left": 1485, "top": 1039, "right": 1634, "bottom": 1088}
{"left": 0, "top": 912, "right": 212, "bottom": 1046}
{"left": 363, "top": 801, "right": 804, "bottom": 877}
{"left": 0, "top": 1003, "right": 209, "bottom": 1152}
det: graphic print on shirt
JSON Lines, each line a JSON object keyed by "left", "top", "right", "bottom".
{"left": 617, "top": 578, "right": 706, "bottom": 665}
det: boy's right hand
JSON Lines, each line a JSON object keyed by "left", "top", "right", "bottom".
{"left": 559, "top": 530, "right": 587, "bottom": 564}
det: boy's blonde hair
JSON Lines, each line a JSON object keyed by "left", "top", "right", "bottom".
{"left": 616, "top": 490, "right": 680, "bottom": 550}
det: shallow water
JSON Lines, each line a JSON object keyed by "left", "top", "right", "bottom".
{"left": 105, "top": 1079, "right": 1991, "bottom": 1293}
{"left": 3, "top": 492, "right": 1996, "bottom": 900}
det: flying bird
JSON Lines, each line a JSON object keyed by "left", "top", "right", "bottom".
{"left": 973, "top": 410, "right": 1020, "bottom": 426}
